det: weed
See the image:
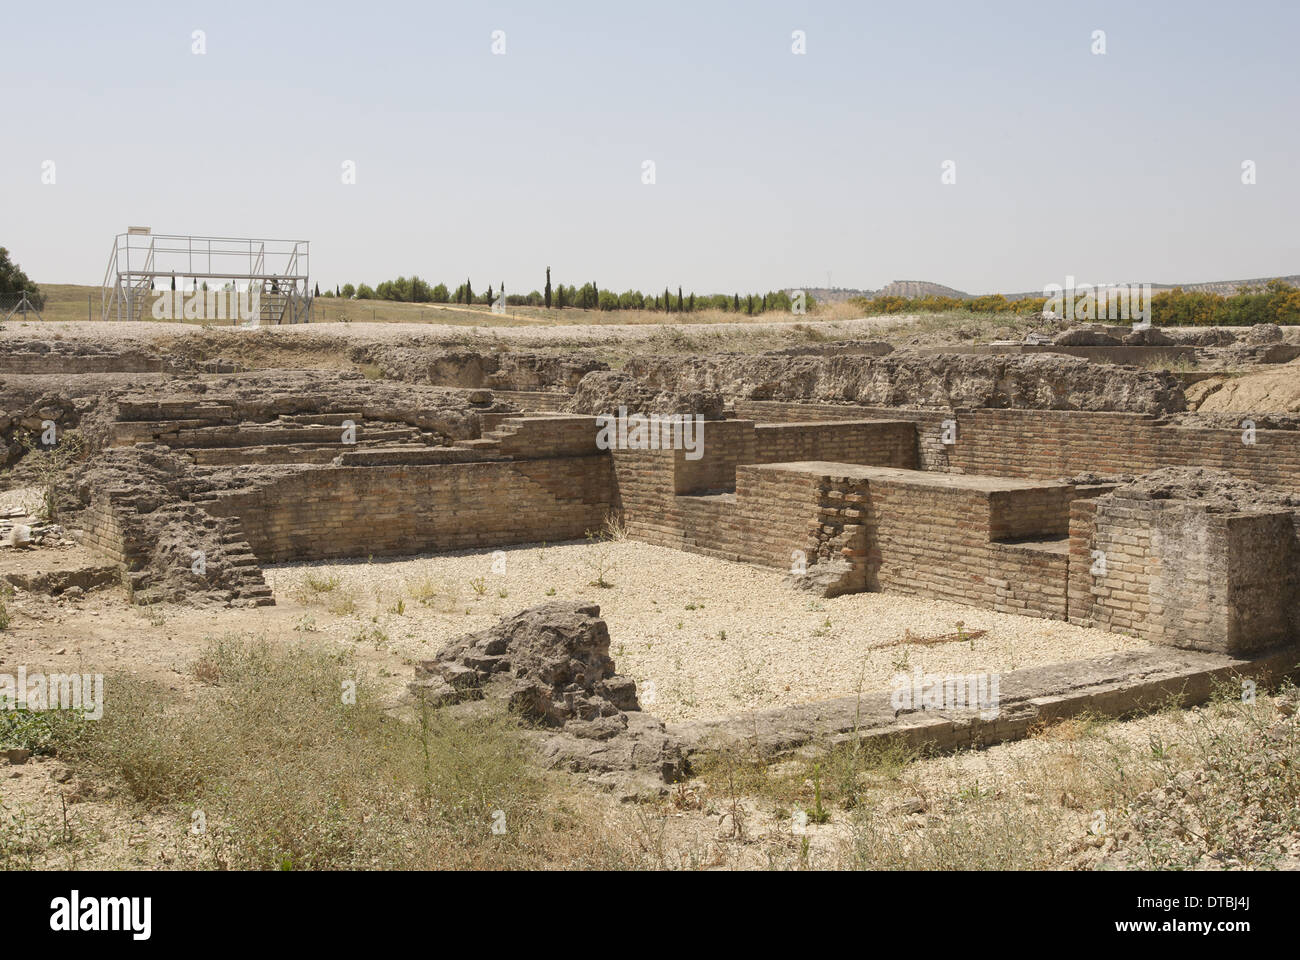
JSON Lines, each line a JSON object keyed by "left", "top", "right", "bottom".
{"left": 18, "top": 429, "right": 85, "bottom": 522}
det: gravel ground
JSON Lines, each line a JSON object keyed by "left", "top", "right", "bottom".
{"left": 0, "top": 316, "right": 900, "bottom": 347}
{"left": 264, "top": 539, "right": 1149, "bottom": 725}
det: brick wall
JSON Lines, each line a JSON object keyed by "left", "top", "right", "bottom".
{"left": 1067, "top": 498, "right": 1100, "bottom": 626}
{"left": 202, "top": 458, "right": 614, "bottom": 563}
{"left": 736, "top": 401, "right": 1300, "bottom": 488}
{"left": 1073, "top": 495, "right": 1300, "bottom": 654}
{"left": 671, "top": 418, "right": 919, "bottom": 495}
{"left": 752, "top": 420, "right": 917, "bottom": 469}
{"left": 614, "top": 418, "right": 923, "bottom": 546}
{"left": 734, "top": 466, "right": 823, "bottom": 570}
{"left": 674, "top": 420, "right": 754, "bottom": 494}
{"left": 72, "top": 498, "right": 130, "bottom": 567}
{"left": 832, "top": 465, "right": 1072, "bottom": 619}
{"left": 484, "top": 415, "right": 604, "bottom": 459}
{"left": 615, "top": 449, "right": 1076, "bottom": 620}
{"left": 71, "top": 494, "right": 272, "bottom": 606}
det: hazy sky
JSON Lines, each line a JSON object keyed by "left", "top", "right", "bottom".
{"left": 3, "top": 0, "right": 1297, "bottom": 295}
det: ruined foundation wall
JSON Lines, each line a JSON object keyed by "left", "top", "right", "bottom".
{"left": 1071, "top": 495, "right": 1300, "bottom": 654}
{"left": 203, "top": 458, "right": 615, "bottom": 563}
{"left": 673, "top": 421, "right": 755, "bottom": 495}
{"left": 674, "top": 419, "right": 919, "bottom": 495}
{"left": 733, "top": 467, "right": 823, "bottom": 569}
{"left": 615, "top": 447, "right": 1075, "bottom": 621}
{"left": 736, "top": 402, "right": 1300, "bottom": 488}
{"left": 74, "top": 498, "right": 130, "bottom": 567}
{"left": 491, "top": 390, "right": 573, "bottom": 412}
{"left": 789, "top": 466, "right": 1072, "bottom": 620}
{"left": 0, "top": 355, "right": 170, "bottom": 374}
{"left": 614, "top": 419, "right": 926, "bottom": 548}
{"left": 751, "top": 420, "right": 917, "bottom": 470}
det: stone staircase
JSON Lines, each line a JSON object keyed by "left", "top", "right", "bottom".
{"left": 452, "top": 415, "right": 600, "bottom": 459}
{"left": 86, "top": 493, "right": 274, "bottom": 608}
{"left": 111, "top": 411, "right": 440, "bottom": 466}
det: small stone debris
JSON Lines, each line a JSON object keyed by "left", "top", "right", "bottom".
{"left": 892, "top": 796, "right": 928, "bottom": 815}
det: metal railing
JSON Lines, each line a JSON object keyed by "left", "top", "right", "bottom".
{"left": 101, "top": 232, "right": 311, "bottom": 324}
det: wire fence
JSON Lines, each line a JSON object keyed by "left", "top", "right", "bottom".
{"left": 0, "top": 290, "right": 47, "bottom": 311}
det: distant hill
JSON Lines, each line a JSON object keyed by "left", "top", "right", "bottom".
{"left": 873, "top": 280, "right": 970, "bottom": 300}
{"left": 787, "top": 281, "right": 970, "bottom": 303}
{"left": 1154, "top": 274, "right": 1300, "bottom": 295}
{"left": 793, "top": 275, "right": 1299, "bottom": 304}
{"left": 785, "top": 287, "right": 874, "bottom": 304}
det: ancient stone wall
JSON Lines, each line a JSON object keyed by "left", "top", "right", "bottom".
{"left": 612, "top": 419, "right": 921, "bottom": 548}
{"left": 621, "top": 353, "right": 1185, "bottom": 414}
{"left": 672, "top": 418, "right": 918, "bottom": 495}
{"left": 760, "top": 464, "right": 1073, "bottom": 619}
{"left": 0, "top": 341, "right": 176, "bottom": 375}
{"left": 490, "top": 390, "right": 573, "bottom": 412}
{"left": 201, "top": 459, "right": 614, "bottom": 563}
{"left": 736, "top": 402, "right": 1300, "bottom": 488}
{"left": 54, "top": 368, "right": 1300, "bottom": 652}
{"left": 752, "top": 420, "right": 917, "bottom": 469}
{"left": 74, "top": 497, "right": 130, "bottom": 567}
{"left": 673, "top": 420, "right": 754, "bottom": 495}
{"left": 615, "top": 451, "right": 1075, "bottom": 621}
{"left": 1071, "top": 494, "right": 1300, "bottom": 655}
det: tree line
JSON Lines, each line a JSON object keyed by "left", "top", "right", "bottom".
{"left": 318, "top": 267, "right": 815, "bottom": 314}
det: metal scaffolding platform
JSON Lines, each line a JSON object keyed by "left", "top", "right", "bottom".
{"left": 101, "top": 228, "right": 312, "bottom": 325}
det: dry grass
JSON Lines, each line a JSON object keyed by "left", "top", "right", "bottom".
{"left": 1138, "top": 355, "right": 1200, "bottom": 373}
{"left": 675, "top": 682, "right": 1300, "bottom": 870}
{"left": 2, "top": 635, "right": 635, "bottom": 870}
{"left": 3, "top": 649, "right": 1296, "bottom": 870}
{"left": 289, "top": 571, "right": 360, "bottom": 616}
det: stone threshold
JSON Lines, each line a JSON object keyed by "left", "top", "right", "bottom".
{"left": 669, "top": 644, "right": 1300, "bottom": 760}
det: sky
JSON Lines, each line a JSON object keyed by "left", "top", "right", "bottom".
{"left": 2, "top": 0, "right": 1298, "bottom": 295}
